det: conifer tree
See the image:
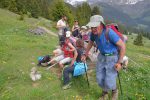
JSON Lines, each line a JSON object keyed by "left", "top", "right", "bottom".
{"left": 8, "top": 0, "right": 18, "bottom": 13}
{"left": 91, "top": 6, "right": 101, "bottom": 16}
{"left": 76, "top": 2, "right": 91, "bottom": 26}
{"left": 133, "top": 33, "right": 143, "bottom": 46}
{"left": 0, "top": 0, "right": 10, "bottom": 8}
{"left": 50, "top": 0, "right": 74, "bottom": 26}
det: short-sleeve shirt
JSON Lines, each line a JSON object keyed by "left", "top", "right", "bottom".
{"left": 57, "top": 19, "right": 66, "bottom": 35}
{"left": 90, "top": 28, "right": 120, "bottom": 54}
{"left": 76, "top": 48, "right": 84, "bottom": 63}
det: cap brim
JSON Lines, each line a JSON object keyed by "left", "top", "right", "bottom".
{"left": 66, "top": 35, "right": 70, "bottom": 37}
{"left": 86, "top": 22, "right": 100, "bottom": 27}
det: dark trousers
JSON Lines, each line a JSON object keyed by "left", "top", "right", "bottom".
{"left": 58, "top": 35, "right": 65, "bottom": 46}
{"left": 63, "top": 65, "right": 74, "bottom": 85}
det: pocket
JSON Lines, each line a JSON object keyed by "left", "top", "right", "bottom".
{"left": 106, "top": 55, "right": 118, "bottom": 63}
{"left": 97, "top": 54, "right": 105, "bottom": 62}
{"left": 113, "top": 56, "right": 118, "bottom": 63}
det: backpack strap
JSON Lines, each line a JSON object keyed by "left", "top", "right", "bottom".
{"left": 105, "top": 28, "right": 110, "bottom": 42}
{"left": 105, "top": 28, "right": 116, "bottom": 46}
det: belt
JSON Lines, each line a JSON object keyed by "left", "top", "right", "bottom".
{"left": 101, "top": 52, "right": 117, "bottom": 56}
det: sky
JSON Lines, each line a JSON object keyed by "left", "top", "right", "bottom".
{"left": 71, "top": 0, "right": 87, "bottom": 1}
{"left": 65, "top": 0, "right": 87, "bottom": 5}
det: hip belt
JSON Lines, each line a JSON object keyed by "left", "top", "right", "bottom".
{"left": 101, "top": 52, "right": 118, "bottom": 56}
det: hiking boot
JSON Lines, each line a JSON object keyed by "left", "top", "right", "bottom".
{"left": 62, "top": 82, "right": 72, "bottom": 90}
{"left": 112, "top": 89, "right": 118, "bottom": 100}
{"left": 99, "top": 91, "right": 109, "bottom": 100}
{"left": 41, "top": 63, "right": 48, "bottom": 67}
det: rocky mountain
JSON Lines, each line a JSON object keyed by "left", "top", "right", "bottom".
{"left": 94, "top": 2, "right": 137, "bottom": 25}
{"left": 92, "top": 0, "right": 150, "bottom": 31}
{"left": 87, "top": 0, "right": 144, "bottom": 5}
{"left": 65, "top": 0, "right": 150, "bottom": 31}
{"left": 65, "top": 0, "right": 145, "bottom": 5}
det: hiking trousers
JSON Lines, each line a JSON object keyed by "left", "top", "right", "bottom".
{"left": 63, "top": 65, "right": 74, "bottom": 85}
{"left": 96, "top": 53, "right": 118, "bottom": 91}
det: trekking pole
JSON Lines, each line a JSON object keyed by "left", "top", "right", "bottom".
{"left": 117, "top": 71, "right": 123, "bottom": 95}
{"left": 46, "top": 62, "right": 59, "bottom": 70}
{"left": 84, "top": 62, "right": 90, "bottom": 87}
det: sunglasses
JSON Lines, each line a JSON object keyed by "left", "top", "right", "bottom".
{"left": 91, "top": 27, "right": 97, "bottom": 30}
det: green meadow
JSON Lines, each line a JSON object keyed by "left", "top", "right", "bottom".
{"left": 0, "top": 9, "right": 150, "bottom": 100}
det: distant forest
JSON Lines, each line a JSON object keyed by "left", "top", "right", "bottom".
{"left": 0, "top": 0, "right": 150, "bottom": 39}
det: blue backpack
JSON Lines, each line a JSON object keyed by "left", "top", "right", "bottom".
{"left": 73, "top": 62, "right": 88, "bottom": 76}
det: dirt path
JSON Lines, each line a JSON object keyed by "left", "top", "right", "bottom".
{"left": 38, "top": 26, "right": 58, "bottom": 37}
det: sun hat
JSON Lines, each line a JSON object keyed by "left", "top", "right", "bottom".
{"left": 81, "top": 26, "right": 87, "bottom": 30}
{"left": 86, "top": 15, "right": 105, "bottom": 27}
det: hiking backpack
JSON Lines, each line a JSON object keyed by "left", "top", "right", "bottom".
{"left": 37, "top": 55, "right": 51, "bottom": 66}
{"left": 105, "top": 24, "right": 124, "bottom": 42}
{"left": 104, "top": 24, "right": 126, "bottom": 54}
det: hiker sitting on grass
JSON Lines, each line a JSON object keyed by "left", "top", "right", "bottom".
{"left": 62, "top": 39, "right": 86, "bottom": 90}
{"left": 80, "top": 26, "right": 89, "bottom": 42}
{"left": 58, "top": 33, "right": 76, "bottom": 69}
{"left": 41, "top": 35, "right": 75, "bottom": 70}
{"left": 52, "top": 31, "right": 77, "bottom": 57}
{"left": 53, "top": 47, "right": 63, "bottom": 57}
{"left": 66, "top": 31, "right": 77, "bottom": 47}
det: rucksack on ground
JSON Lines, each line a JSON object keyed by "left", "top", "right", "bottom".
{"left": 37, "top": 55, "right": 51, "bottom": 66}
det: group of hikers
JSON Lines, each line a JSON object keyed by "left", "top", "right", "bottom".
{"left": 56, "top": 15, "right": 91, "bottom": 43}
{"left": 39, "top": 15, "right": 129, "bottom": 100}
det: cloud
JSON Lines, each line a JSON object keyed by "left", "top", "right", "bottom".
{"left": 65, "top": 0, "right": 87, "bottom": 5}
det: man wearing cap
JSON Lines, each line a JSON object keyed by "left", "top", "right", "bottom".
{"left": 82, "top": 15, "right": 125, "bottom": 100}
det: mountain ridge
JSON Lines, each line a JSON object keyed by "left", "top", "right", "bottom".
{"left": 65, "top": 0, "right": 150, "bottom": 31}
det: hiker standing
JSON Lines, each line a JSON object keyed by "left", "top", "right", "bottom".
{"left": 56, "top": 15, "right": 68, "bottom": 43}
{"left": 82, "top": 15, "right": 125, "bottom": 100}
{"left": 71, "top": 20, "right": 80, "bottom": 38}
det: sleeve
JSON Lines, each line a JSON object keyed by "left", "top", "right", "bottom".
{"left": 108, "top": 29, "right": 120, "bottom": 44}
{"left": 90, "top": 32, "right": 95, "bottom": 42}
{"left": 57, "top": 20, "right": 61, "bottom": 26}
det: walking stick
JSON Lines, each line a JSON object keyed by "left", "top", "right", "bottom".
{"left": 46, "top": 62, "right": 59, "bottom": 70}
{"left": 84, "top": 63, "right": 90, "bottom": 87}
{"left": 117, "top": 71, "right": 123, "bottom": 95}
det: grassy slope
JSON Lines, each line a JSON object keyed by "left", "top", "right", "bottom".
{"left": 0, "top": 9, "right": 150, "bottom": 100}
